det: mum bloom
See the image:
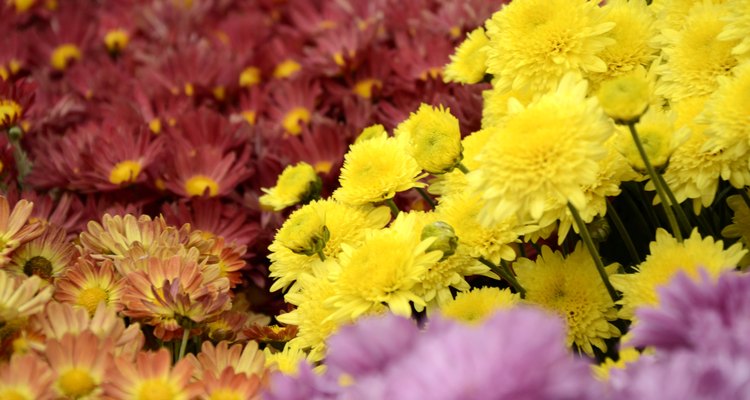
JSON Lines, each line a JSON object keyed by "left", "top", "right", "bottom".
{"left": 0, "top": 353, "right": 55, "bottom": 399}
{"left": 396, "top": 104, "right": 463, "bottom": 174}
{"left": 484, "top": 0, "right": 614, "bottom": 93}
{"left": 260, "top": 162, "right": 321, "bottom": 211}
{"left": 104, "top": 349, "right": 194, "bottom": 400}
{"left": 611, "top": 228, "right": 746, "bottom": 320}
{"left": 444, "top": 27, "right": 490, "bottom": 84}
{"left": 468, "top": 73, "right": 612, "bottom": 225}
{"left": 333, "top": 135, "right": 426, "bottom": 206}
{"left": 516, "top": 244, "right": 620, "bottom": 357}
{"left": 439, "top": 287, "right": 518, "bottom": 324}
{"left": 0, "top": 196, "right": 44, "bottom": 264}
{"left": 54, "top": 258, "right": 125, "bottom": 315}
{"left": 0, "top": 270, "right": 52, "bottom": 324}
{"left": 46, "top": 331, "right": 112, "bottom": 399}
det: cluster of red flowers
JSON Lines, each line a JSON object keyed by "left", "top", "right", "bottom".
{"left": 0, "top": 0, "right": 497, "bottom": 293}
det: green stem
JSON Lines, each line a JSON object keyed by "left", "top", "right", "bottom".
{"left": 415, "top": 187, "right": 436, "bottom": 209}
{"left": 316, "top": 249, "right": 326, "bottom": 262}
{"left": 456, "top": 163, "right": 470, "bottom": 174}
{"left": 656, "top": 172, "right": 692, "bottom": 236}
{"left": 627, "top": 123, "right": 683, "bottom": 241}
{"left": 606, "top": 199, "right": 641, "bottom": 265}
{"left": 385, "top": 198, "right": 399, "bottom": 216}
{"left": 567, "top": 202, "right": 619, "bottom": 302}
{"left": 177, "top": 328, "right": 190, "bottom": 361}
{"left": 478, "top": 257, "right": 525, "bottom": 298}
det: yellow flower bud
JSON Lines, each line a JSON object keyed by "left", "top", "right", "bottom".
{"left": 597, "top": 71, "right": 651, "bottom": 124}
{"left": 421, "top": 221, "right": 458, "bottom": 260}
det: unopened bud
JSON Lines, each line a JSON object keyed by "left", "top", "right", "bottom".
{"left": 421, "top": 221, "right": 458, "bottom": 260}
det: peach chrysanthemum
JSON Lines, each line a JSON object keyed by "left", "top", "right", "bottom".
{"left": 0, "top": 270, "right": 52, "bottom": 325}
{"left": 0, "top": 353, "right": 55, "bottom": 400}
{"left": 188, "top": 368, "right": 263, "bottom": 400}
{"left": 485, "top": 0, "right": 614, "bottom": 93}
{"left": 0, "top": 196, "right": 44, "bottom": 265}
{"left": 45, "top": 330, "right": 112, "bottom": 399}
{"left": 78, "top": 214, "right": 177, "bottom": 261}
{"left": 104, "top": 349, "right": 194, "bottom": 400}
{"left": 54, "top": 258, "right": 125, "bottom": 315}
{"left": 8, "top": 225, "right": 76, "bottom": 282}
{"left": 186, "top": 340, "right": 266, "bottom": 382}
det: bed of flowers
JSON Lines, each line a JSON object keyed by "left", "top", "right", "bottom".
{"left": 2, "top": 0, "right": 750, "bottom": 398}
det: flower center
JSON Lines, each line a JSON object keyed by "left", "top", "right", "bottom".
{"left": 50, "top": 43, "right": 82, "bottom": 70}
{"left": 104, "top": 29, "right": 130, "bottom": 53}
{"left": 23, "top": 256, "right": 53, "bottom": 280}
{"left": 12, "top": 0, "right": 35, "bottom": 12}
{"left": 58, "top": 368, "right": 97, "bottom": 398}
{"left": 77, "top": 287, "right": 109, "bottom": 315}
{"left": 239, "top": 66, "right": 261, "bottom": 87}
{"left": 282, "top": 107, "right": 311, "bottom": 135}
{"left": 0, "top": 99, "right": 22, "bottom": 126}
{"left": 149, "top": 118, "right": 162, "bottom": 134}
{"left": 185, "top": 175, "right": 219, "bottom": 197}
{"left": 137, "top": 379, "right": 175, "bottom": 400}
{"left": 208, "top": 389, "right": 242, "bottom": 400}
{"left": 273, "top": 59, "right": 301, "bottom": 79}
{"left": 352, "top": 79, "right": 382, "bottom": 99}
{"left": 109, "top": 160, "right": 142, "bottom": 185}
{"left": 314, "top": 160, "right": 333, "bottom": 174}
{"left": 0, "top": 389, "right": 27, "bottom": 400}
{"left": 241, "top": 110, "right": 256, "bottom": 125}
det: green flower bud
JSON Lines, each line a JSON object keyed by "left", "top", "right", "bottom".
{"left": 421, "top": 221, "right": 458, "bottom": 260}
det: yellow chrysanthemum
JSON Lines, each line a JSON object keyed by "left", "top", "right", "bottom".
{"left": 700, "top": 62, "right": 750, "bottom": 168}
{"left": 596, "top": 68, "right": 653, "bottom": 124}
{"left": 615, "top": 106, "right": 690, "bottom": 172}
{"left": 587, "top": 0, "right": 658, "bottom": 89}
{"left": 480, "top": 86, "right": 534, "bottom": 130}
{"left": 326, "top": 213, "right": 443, "bottom": 320}
{"left": 484, "top": 0, "right": 614, "bottom": 93}
{"left": 655, "top": 2, "right": 741, "bottom": 102}
{"left": 592, "top": 347, "right": 642, "bottom": 381}
{"left": 444, "top": 27, "right": 490, "bottom": 84}
{"left": 428, "top": 128, "right": 492, "bottom": 197}
{"left": 611, "top": 228, "right": 747, "bottom": 320}
{"left": 355, "top": 124, "right": 387, "bottom": 143}
{"left": 260, "top": 162, "right": 321, "bottom": 211}
{"left": 468, "top": 74, "right": 612, "bottom": 225}
{"left": 333, "top": 135, "right": 426, "bottom": 206}
{"left": 439, "top": 287, "right": 518, "bottom": 324}
{"left": 722, "top": 193, "right": 750, "bottom": 268}
{"left": 516, "top": 244, "right": 621, "bottom": 357}
{"left": 395, "top": 104, "right": 463, "bottom": 174}
{"left": 263, "top": 344, "right": 309, "bottom": 376}
{"left": 718, "top": 0, "right": 750, "bottom": 58}
{"left": 268, "top": 200, "right": 391, "bottom": 292}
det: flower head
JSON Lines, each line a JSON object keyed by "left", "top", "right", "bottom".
{"left": 516, "top": 244, "right": 620, "bottom": 356}
{"left": 8, "top": 225, "right": 76, "bottom": 282}
{"left": 103, "top": 349, "right": 194, "bottom": 400}
{"left": 260, "top": 162, "right": 321, "bottom": 211}
{"left": 615, "top": 106, "right": 689, "bottom": 172}
{"left": 396, "top": 104, "right": 463, "bottom": 174}
{"left": 485, "top": 0, "right": 614, "bottom": 93}
{"left": 46, "top": 331, "right": 112, "bottom": 399}
{"left": 0, "top": 196, "right": 44, "bottom": 264}
{"left": 54, "top": 258, "right": 125, "bottom": 315}
{"left": 0, "top": 353, "right": 55, "bottom": 400}
{"left": 597, "top": 69, "right": 652, "bottom": 124}
{"left": 611, "top": 228, "right": 747, "bottom": 320}
{"left": 444, "top": 27, "right": 490, "bottom": 84}
{"left": 439, "top": 287, "right": 518, "bottom": 324}
{"left": 0, "top": 270, "right": 52, "bottom": 325}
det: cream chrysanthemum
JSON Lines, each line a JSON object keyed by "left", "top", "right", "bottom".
{"left": 325, "top": 213, "right": 443, "bottom": 320}
{"left": 468, "top": 74, "right": 612, "bottom": 225}
{"left": 444, "top": 27, "right": 490, "bottom": 84}
{"left": 260, "top": 162, "right": 321, "bottom": 211}
{"left": 334, "top": 135, "right": 426, "bottom": 206}
{"left": 268, "top": 199, "right": 391, "bottom": 292}
{"left": 516, "top": 244, "right": 621, "bottom": 357}
{"left": 484, "top": 0, "right": 614, "bottom": 93}
{"left": 587, "top": 0, "right": 658, "bottom": 89}
{"left": 655, "top": 2, "right": 741, "bottom": 102}
{"left": 611, "top": 228, "right": 747, "bottom": 320}
{"left": 439, "top": 287, "right": 518, "bottom": 324}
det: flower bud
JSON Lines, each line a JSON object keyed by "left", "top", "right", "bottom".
{"left": 260, "top": 162, "right": 321, "bottom": 211}
{"left": 421, "top": 221, "right": 458, "bottom": 260}
{"left": 399, "top": 104, "right": 463, "bottom": 174}
{"left": 597, "top": 71, "right": 651, "bottom": 125}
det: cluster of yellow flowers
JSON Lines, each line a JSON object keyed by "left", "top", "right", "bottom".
{"left": 265, "top": 0, "right": 750, "bottom": 368}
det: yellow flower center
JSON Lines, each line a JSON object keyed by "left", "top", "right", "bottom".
{"left": 12, "top": 0, "right": 35, "bottom": 12}
{"left": 109, "top": 160, "right": 142, "bottom": 185}
{"left": 9, "top": 59, "right": 22, "bottom": 74}
{"left": 184, "top": 83, "right": 195, "bottom": 97}
{"left": 149, "top": 118, "right": 162, "bottom": 134}
{"left": 239, "top": 66, "right": 261, "bottom": 87}
{"left": 273, "top": 59, "right": 301, "bottom": 79}
{"left": 50, "top": 44, "right": 82, "bottom": 70}
{"left": 104, "top": 29, "right": 130, "bottom": 52}
{"left": 137, "top": 379, "right": 175, "bottom": 400}
{"left": 0, "top": 100, "right": 22, "bottom": 126}
{"left": 77, "top": 287, "right": 109, "bottom": 315}
{"left": 314, "top": 160, "right": 333, "bottom": 174}
{"left": 213, "top": 86, "right": 226, "bottom": 101}
{"left": 419, "top": 67, "right": 442, "bottom": 81}
{"left": 352, "top": 79, "right": 382, "bottom": 99}
{"left": 0, "top": 389, "right": 28, "bottom": 400}
{"left": 241, "top": 110, "right": 256, "bottom": 125}
{"left": 58, "top": 368, "right": 97, "bottom": 398}
{"left": 449, "top": 26, "right": 462, "bottom": 38}
{"left": 318, "top": 20, "right": 337, "bottom": 30}
{"left": 208, "top": 389, "right": 242, "bottom": 400}
{"left": 333, "top": 52, "right": 345, "bottom": 67}
{"left": 185, "top": 175, "right": 219, "bottom": 197}
{"left": 23, "top": 256, "right": 53, "bottom": 280}
{"left": 282, "top": 107, "right": 311, "bottom": 135}
{"left": 0, "top": 66, "right": 8, "bottom": 81}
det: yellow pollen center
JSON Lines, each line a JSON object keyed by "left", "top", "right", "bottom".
{"left": 109, "top": 160, "right": 142, "bottom": 185}
{"left": 282, "top": 107, "right": 311, "bottom": 135}
{"left": 9, "top": 59, "right": 22, "bottom": 74}
{"left": 208, "top": 389, "right": 242, "bottom": 400}
{"left": 77, "top": 287, "right": 109, "bottom": 315}
{"left": 449, "top": 26, "right": 462, "bottom": 39}
{"left": 273, "top": 59, "right": 301, "bottom": 79}
{"left": 149, "top": 118, "right": 162, "bottom": 134}
{"left": 0, "top": 100, "right": 22, "bottom": 126}
{"left": 137, "top": 379, "right": 175, "bottom": 400}
{"left": 333, "top": 52, "right": 345, "bottom": 66}
{"left": 185, "top": 175, "right": 219, "bottom": 197}
{"left": 50, "top": 44, "right": 82, "bottom": 70}
{"left": 419, "top": 67, "right": 442, "bottom": 81}
{"left": 213, "top": 86, "right": 226, "bottom": 101}
{"left": 314, "top": 160, "right": 333, "bottom": 174}
{"left": 239, "top": 66, "right": 261, "bottom": 87}
{"left": 0, "top": 67, "right": 8, "bottom": 81}
{"left": 58, "top": 368, "right": 97, "bottom": 398}
{"left": 318, "top": 20, "right": 337, "bottom": 30}
{"left": 104, "top": 29, "right": 130, "bottom": 52}
{"left": 0, "top": 389, "right": 28, "bottom": 400}
{"left": 184, "top": 83, "right": 195, "bottom": 97}
{"left": 241, "top": 110, "right": 256, "bottom": 125}
{"left": 352, "top": 79, "right": 382, "bottom": 99}
{"left": 12, "top": 0, "right": 35, "bottom": 12}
